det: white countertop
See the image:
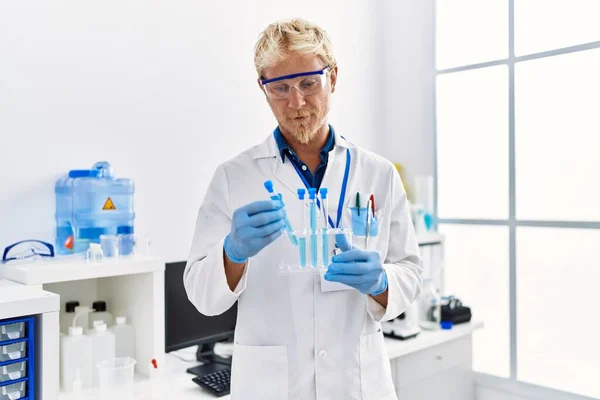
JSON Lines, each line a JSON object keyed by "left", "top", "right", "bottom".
{"left": 0, "top": 279, "right": 59, "bottom": 320}
{"left": 58, "top": 321, "right": 482, "bottom": 400}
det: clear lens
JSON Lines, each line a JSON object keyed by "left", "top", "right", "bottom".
{"left": 3, "top": 240, "right": 54, "bottom": 262}
{"left": 264, "top": 73, "right": 327, "bottom": 99}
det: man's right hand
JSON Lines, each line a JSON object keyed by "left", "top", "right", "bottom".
{"left": 223, "top": 200, "right": 286, "bottom": 263}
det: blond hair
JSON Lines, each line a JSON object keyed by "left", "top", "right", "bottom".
{"left": 254, "top": 18, "right": 336, "bottom": 78}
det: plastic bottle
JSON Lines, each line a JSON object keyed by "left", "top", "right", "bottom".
{"left": 90, "top": 301, "right": 114, "bottom": 328}
{"left": 73, "top": 306, "right": 91, "bottom": 334}
{"left": 60, "top": 301, "right": 80, "bottom": 335}
{"left": 88, "top": 323, "right": 116, "bottom": 387}
{"left": 418, "top": 280, "right": 441, "bottom": 330}
{"left": 60, "top": 326, "right": 92, "bottom": 391}
{"left": 111, "top": 317, "right": 135, "bottom": 359}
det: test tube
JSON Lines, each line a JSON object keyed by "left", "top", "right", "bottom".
{"left": 297, "top": 189, "right": 307, "bottom": 268}
{"left": 320, "top": 188, "right": 329, "bottom": 266}
{"left": 264, "top": 181, "right": 299, "bottom": 246}
{"left": 308, "top": 188, "right": 318, "bottom": 267}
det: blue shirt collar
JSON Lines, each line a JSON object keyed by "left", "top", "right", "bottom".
{"left": 273, "top": 125, "right": 336, "bottom": 163}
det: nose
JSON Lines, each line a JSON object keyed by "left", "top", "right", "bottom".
{"left": 287, "top": 87, "right": 306, "bottom": 110}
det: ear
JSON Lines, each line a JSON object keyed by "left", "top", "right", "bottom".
{"left": 330, "top": 65, "right": 338, "bottom": 93}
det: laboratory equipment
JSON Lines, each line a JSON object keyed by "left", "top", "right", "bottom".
{"left": 165, "top": 262, "right": 236, "bottom": 371}
{"left": 320, "top": 188, "right": 330, "bottom": 266}
{"left": 192, "top": 366, "right": 231, "bottom": 397}
{"left": 60, "top": 301, "right": 80, "bottom": 335}
{"left": 97, "top": 357, "right": 136, "bottom": 396}
{"left": 263, "top": 180, "right": 299, "bottom": 246}
{"left": 88, "top": 322, "right": 116, "bottom": 387}
{"left": 382, "top": 302, "right": 421, "bottom": 340}
{"left": 308, "top": 188, "right": 318, "bottom": 267}
{"left": 441, "top": 296, "right": 472, "bottom": 325}
{"left": 60, "top": 326, "right": 92, "bottom": 391}
{"left": 2, "top": 239, "right": 54, "bottom": 263}
{"left": 100, "top": 235, "right": 119, "bottom": 258}
{"left": 55, "top": 161, "right": 135, "bottom": 255}
{"left": 91, "top": 301, "right": 114, "bottom": 328}
{"left": 118, "top": 233, "right": 136, "bottom": 256}
{"left": 297, "top": 189, "right": 307, "bottom": 268}
{"left": 111, "top": 317, "right": 135, "bottom": 359}
{"left": 418, "top": 280, "right": 442, "bottom": 330}
{"left": 278, "top": 228, "right": 353, "bottom": 272}
{"left": 73, "top": 306, "right": 91, "bottom": 334}
{"left": 86, "top": 243, "right": 103, "bottom": 263}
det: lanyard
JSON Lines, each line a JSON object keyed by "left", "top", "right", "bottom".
{"left": 290, "top": 149, "right": 351, "bottom": 229}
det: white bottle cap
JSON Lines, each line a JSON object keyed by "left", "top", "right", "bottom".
{"left": 68, "top": 326, "right": 83, "bottom": 336}
{"left": 95, "top": 323, "right": 107, "bottom": 332}
{"left": 92, "top": 320, "right": 104, "bottom": 327}
{"left": 115, "top": 317, "right": 126, "bottom": 325}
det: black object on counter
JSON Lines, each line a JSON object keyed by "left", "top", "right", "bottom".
{"left": 441, "top": 297, "right": 472, "bottom": 325}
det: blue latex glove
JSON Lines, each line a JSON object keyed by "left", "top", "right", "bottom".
{"left": 224, "top": 200, "right": 286, "bottom": 263}
{"left": 324, "top": 234, "right": 388, "bottom": 296}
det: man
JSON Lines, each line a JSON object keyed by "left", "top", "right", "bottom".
{"left": 185, "top": 18, "right": 422, "bottom": 400}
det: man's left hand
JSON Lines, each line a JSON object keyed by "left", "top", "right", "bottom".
{"left": 324, "top": 248, "right": 388, "bottom": 296}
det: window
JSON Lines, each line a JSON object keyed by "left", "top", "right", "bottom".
{"left": 435, "top": 1, "right": 600, "bottom": 398}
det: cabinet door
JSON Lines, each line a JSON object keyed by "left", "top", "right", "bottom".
{"left": 393, "top": 336, "right": 472, "bottom": 388}
{"left": 396, "top": 366, "right": 475, "bottom": 400}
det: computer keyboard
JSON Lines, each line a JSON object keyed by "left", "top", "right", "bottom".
{"left": 192, "top": 367, "right": 231, "bottom": 397}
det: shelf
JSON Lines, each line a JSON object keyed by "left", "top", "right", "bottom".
{"left": 0, "top": 280, "right": 59, "bottom": 320}
{"left": 417, "top": 233, "right": 444, "bottom": 246}
{"left": 2, "top": 256, "right": 165, "bottom": 286}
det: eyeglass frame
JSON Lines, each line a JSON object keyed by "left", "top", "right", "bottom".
{"left": 2, "top": 239, "right": 55, "bottom": 262}
{"left": 260, "top": 66, "right": 331, "bottom": 99}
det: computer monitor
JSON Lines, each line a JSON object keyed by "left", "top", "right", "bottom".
{"left": 165, "top": 261, "right": 237, "bottom": 368}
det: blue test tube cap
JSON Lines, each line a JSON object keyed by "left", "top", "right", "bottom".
{"left": 264, "top": 180, "right": 275, "bottom": 193}
{"left": 308, "top": 188, "right": 317, "bottom": 200}
{"left": 320, "top": 188, "right": 328, "bottom": 200}
{"left": 297, "top": 188, "right": 306, "bottom": 200}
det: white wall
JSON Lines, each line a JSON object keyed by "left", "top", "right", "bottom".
{"left": 0, "top": 0, "right": 384, "bottom": 261}
{"left": 378, "top": 0, "right": 436, "bottom": 196}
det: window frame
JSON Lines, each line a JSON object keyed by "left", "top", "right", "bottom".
{"left": 434, "top": 0, "right": 600, "bottom": 397}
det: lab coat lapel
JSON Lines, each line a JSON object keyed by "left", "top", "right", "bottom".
{"left": 272, "top": 157, "right": 305, "bottom": 199}
{"left": 320, "top": 136, "right": 352, "bottom": 230}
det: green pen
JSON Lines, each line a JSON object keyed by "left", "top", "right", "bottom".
{"left": 356, "top": 192, "right": 361, "bottom": 216}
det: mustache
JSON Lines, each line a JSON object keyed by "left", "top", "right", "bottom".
{"left": 287, "top": 107, "right": 318, "bottom": 119}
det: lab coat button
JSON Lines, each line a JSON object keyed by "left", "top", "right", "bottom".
{"left": 302, "top": 165, "right": 307, "bottom": 171}
{"left": 319, "top": 350, "right": 327, "bottom": 357}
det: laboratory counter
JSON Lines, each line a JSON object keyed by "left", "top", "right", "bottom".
{"left": 57, "top": 321, "right": 482, "bottom": 399}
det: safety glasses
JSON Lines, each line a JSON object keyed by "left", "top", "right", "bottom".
{"left": 2, "top": 240, "right": 55, "bottom": 263}
{"left": 260, "top": 66, "right": 330, "bottom": 100}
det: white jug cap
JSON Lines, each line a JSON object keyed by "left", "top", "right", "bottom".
{"left": 92, "top": 320, "right": 104, "bottom": 327}
{"left": 115, "top": 317, "right": 126, "bottom": 325}
{"left": 95, "top": 323, "right": 107, "bottom": 332}
{"left": 68, "top": 326, "right": 83, "bottom": 336}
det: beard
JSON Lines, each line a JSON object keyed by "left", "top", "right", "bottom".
{"left": 284, "top": 106, "right": 323, "bottom": 145}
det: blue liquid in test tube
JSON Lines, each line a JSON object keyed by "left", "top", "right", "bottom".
{"left": 308, "top": 188, "right": 318, "bottom": 267}
{"left": 297, "top": 189, "right": 307, "bottom": 268}
{"left": 320, "top": 188, "right": 329, "bottom": 266}
{"left": 264, "top": 181, "right": 298, "bottom": 246}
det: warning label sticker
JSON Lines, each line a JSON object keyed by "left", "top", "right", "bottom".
{"left": 102, "top": 197, "right": 117, "bottom": 210}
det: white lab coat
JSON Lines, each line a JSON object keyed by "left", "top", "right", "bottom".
{"left": 185, "top": 130, "right": 423, "bottom": 400}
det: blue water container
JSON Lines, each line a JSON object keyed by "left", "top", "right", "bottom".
{"left": 54, "top": 162, "right": 135, "bottom": 254}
